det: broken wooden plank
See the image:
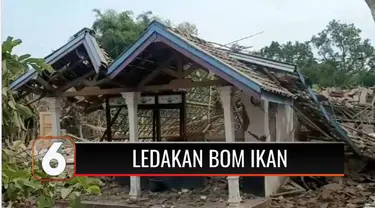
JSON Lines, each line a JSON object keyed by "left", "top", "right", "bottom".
{"left": 56, "top": 201, "right": 142, "bottom": 208}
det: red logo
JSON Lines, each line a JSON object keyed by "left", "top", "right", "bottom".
{"left": 31, "top": 136, "right": 75, "bottom": 182}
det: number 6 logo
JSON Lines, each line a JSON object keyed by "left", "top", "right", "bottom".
{"left": 32, "top": 136, "right": 75, "bottom": 182}
{"left": 42, "top": 142, "right": 66, "bottom": 176}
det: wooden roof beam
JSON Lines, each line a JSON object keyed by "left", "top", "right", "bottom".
{"left": 136, "top": 55, "right": 176, "bottom": 91}
{"left": 47, "top": 57, "right": 87, "bottom": 82}
{"left": 36, "top": 77, "right": 55, "bottom": 91}
{"left": 161, "top": 67, "right": 180, "bottom": 78}
{"left": 58, "top": 79, "right": 228, "bottom": 97}
{"left": 183, "top": 64, "right": 200, "bottom": 77}
{"left": 52, "top": 71, "right": 96, "bottom": 95}
{"left": 186, "top": 101, "right": 214, "bottom": 107}
{"left": 176, "top": 55, "right": 184, "bottom": 78}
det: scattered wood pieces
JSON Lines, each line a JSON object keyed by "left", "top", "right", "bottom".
{"left": 297, "top": 86, "right": 375, "bottom": 160}
{"left": 271, "top": 189, "right": 305, "bottom": 197}
{"left": 245, "top": 198, "right": 271, "bottom": 208}
{"left": 270, "top": 156, "right": 375, "bottom": 208}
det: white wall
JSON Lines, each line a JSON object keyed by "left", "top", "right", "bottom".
{"left": 240, "top": 93, "right": 295, "bottom": 197}
{"left": 285, "top": 105, "right": 295, "bottom": 141}
{"left": 276, "top": 104, "right": 288, "bottom": 142}
{"left": 265, "top": 103, "right": 296, "bottom": 196}
{"left": 265, "top": 175, "right": 285, "bottom": 196}
{"left": 240, "top": 92, "right": 267, "bottom": 142}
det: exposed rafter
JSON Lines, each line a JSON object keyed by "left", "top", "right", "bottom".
{"left": 58, "top": 79, "right": 228, "bottom": 97}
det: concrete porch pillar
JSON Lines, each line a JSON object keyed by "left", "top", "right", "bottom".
{"left": 218, "top": 86, "right": 242, "bottom": 207}
{"left": 276, "top": 104, "right": 288, "bottom": 142}
{"left": 121, "top": 92, "right": 141, "bottom": 199}
{"left": 46, "top": 97, "right": 62, "bottom": 137}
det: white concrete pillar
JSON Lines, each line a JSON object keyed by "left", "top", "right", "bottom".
{"left": 218, "top": 86, "right": 242, "bottom": 206}
{"left": 46, "top": 97, "right": 61, "bottom": 137}
{"left": 285, "top": 105, "right": 295, "bottom": 141}
{"left": 219, "top": 86, "right": 236, "bottom": 143}
{"left": 263, "top": 100, "right": 271, "bottom": 142}
{"left": 276, "top": 104, "right": 288, "bottom": 142}
{"left": 121, "top": 92, "right": 141, "bottom": 199}
{"left": 227, "top": 176, "right": 241, "bottom": 206}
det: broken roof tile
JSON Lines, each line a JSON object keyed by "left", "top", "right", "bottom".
{"left": 161, "top": 23, "right": 295, "bottom": 98}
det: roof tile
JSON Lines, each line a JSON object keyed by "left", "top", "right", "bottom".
{"left": 161, "top": 23, "right": 295, "bottom": 98}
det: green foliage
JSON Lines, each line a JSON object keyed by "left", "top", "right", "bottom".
{"left": 92, "top": 9, "right": 198, "bottom": 59}
{"left": 1, "top": 38, "right": 102, "bottom": 207}
{"left": 175, "top": 21, "right": 198, "bottom": 36}
{"left": 2, "top": 37, "right": 53, "bottom": 142}
{"left": 2, "top": 140, "right": 103, "bottom": 207}
{"left": 261, "top": 41, "right": 316, "bottom": 67}
{"left": 65, "top": 176, "right": 103, "bottom": 195}
{"left": 2, "top": 140, "right": 57, "bottom": 207}
{"left": 92, "top": 9, "right": 146, "bottom": 59}
{"left": 259, "top": 20, "right": 375, "bottom": 88}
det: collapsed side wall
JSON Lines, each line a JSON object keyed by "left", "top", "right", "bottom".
{"left": 265, "top": 104, "right": 295, "bottom": 196}
{"left": 241, "top": 94, "right": 295, "bottom": 197}
{"left": 240, "top": 92, "right": 266, "bottom": 142}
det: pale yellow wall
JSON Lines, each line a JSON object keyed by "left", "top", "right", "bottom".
{"left": 39, "top": 112, "right": 66, "bottom": 136}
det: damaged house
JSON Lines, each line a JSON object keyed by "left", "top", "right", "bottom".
{"left": 10, "top": 21, "right": 373, "bottom": 206}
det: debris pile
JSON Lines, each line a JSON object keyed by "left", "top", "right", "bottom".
{"left": 81, "top": 177, "right": 248, "bottom": 208}
{"left": 318, "top": 87, "right": 374, "bottom": 134}
{"left": 287, "top": 85, "right": 375, "bottom": 159}
{"left": 318, "top": 87, "right": 375, "bottom": 159}
{"left": 271, "top": 179, "right": 374, "bottom": 208}
{"left": 320, "top": 87, "right": 375, "bottom": 106}
{"left": 270, "top": 156, "right": 375, "bottom": 208}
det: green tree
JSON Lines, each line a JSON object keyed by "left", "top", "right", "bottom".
{"left": 175, "top": 21, "right": 198, "bottom": 35}
{"left": 261, "top": 41, "right": 316, "bottom": 66}
{"left": 259, "top": 41, "right": 320, "bottom": 84}
{"left": 259, "top": 20, "right": 375, "bottom": 87}
{"left": 92, "top": 9, "right": 145, "bottom": 59}
{"left": 311, "top": 20, "right": 375, "bottom": 87}
{"left": 2, "top": 37, "right": 54, "bottom": 142}
{"left": 92, "top": 9, "right": 198, "bottom": 59}
{"left": 1, "top": 37, "right": 103, "bottom": 208}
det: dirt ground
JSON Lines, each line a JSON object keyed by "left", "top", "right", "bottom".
{"left": 80, "top": 177, "right": 374, "bottom": 208}
{"left": 79, "top": 157, "right": 375, "bottom": 208}
{"left": 12, "top": 156, "right": 372, "bottom": 208}
{"left": 82, "top": 177, "right": 258, "bottom": 208}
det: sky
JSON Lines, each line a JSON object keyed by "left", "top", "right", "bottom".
{"left": 2, "top": 0, "right": 375, "bottom": 58}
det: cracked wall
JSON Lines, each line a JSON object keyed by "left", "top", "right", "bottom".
{"left": 240, "top": 92, "right": 296, "bottom": 197}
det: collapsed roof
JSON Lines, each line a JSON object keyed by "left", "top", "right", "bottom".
{"left": 11, "top": 20, "right": 371, "bottom": 159}
{"left": 10, "top": 28, "right": 111, "bottom": 97}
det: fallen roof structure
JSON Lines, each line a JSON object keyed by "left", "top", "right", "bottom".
{"left": 318, "top": 87, "right": 375, "bottom": 158}
{"left": 220, "top": 49, "right": 367, "bottom": 158}
{"left": 10, "top": 21, "right": 371, "bottom": 159}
